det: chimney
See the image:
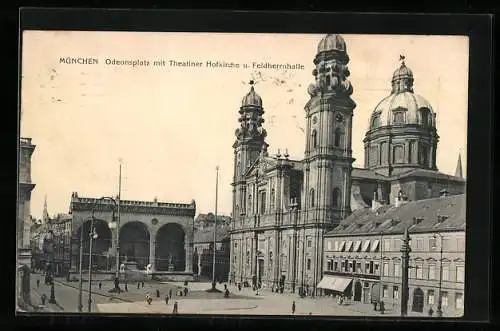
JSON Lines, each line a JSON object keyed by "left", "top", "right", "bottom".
{"left": 440, "top": 189, "right": 449, "bottom": 197}
{"left": 372, "top": 190, "right": 381, "bottom": 211}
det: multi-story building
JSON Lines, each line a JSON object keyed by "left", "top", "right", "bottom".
{"left": 50, "top": 213, "right": 72, "bottom": 276}
{"left": 193, "top": 215, "right": 231, "bottom": 282}
{"left": 17, "top": 137, "right": 36, "bottom": 309}
{"left": 321, "top": 192, "right": 465, "bottom": 317}
{"left": 229, "top": 34, "right": 465, "bottom": 295}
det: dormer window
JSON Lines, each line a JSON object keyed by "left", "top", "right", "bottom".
{"left": 393, "top": 110, "right": 405, "bottom": 125}
{"left": 371, "top": 114, "right": 381, "bottom": 129}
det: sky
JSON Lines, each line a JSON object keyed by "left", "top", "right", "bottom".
{"left": 20, "top": 31, "right": 469, "bottom": 220}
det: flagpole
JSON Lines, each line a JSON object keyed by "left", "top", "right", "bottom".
{"left": 211, "top": 166, "right": 219, "bottom": 291}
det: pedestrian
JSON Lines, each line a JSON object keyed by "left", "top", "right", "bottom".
{"left": 141, "top": 281, "right": 144, "bottom": 288}
{"left": 125, "top": 283, "right": 128, "bottom": 292}
{"left": 41, "top": 293, "right": 47, "bottom": 305}
{"left": 165, "top": 295, "right": 169, "bottom": 305}
{"left": 428, "top": 306, "right": 434, "bottom": 317}
{"left": 292, "top": 301, "right": 296, "bottom": 315}
{"left": 169, "top": 288, "right": 172, "bottom": 299}
{"left": 36, "top": 279, "right": 40, "bottom": 288}
{"left": 238, "top": 283, "right": 242, "bottom": 291}
{"left": 99, "top": 281, "right": 102, "bottom": 290}
{"left": 146, "top": 294, "right": 152, "bottom": 305}
{"left": 137, "top": 282, "right": 140, "bottom": 289}
{"left": 183, "top": 287, "right": 188, "bottom": 296}
{"left": 156, "top": 289, "right": 160, "bottom": 298}
{"left": 172, "top": 301, "right": 178, "bottom": 314}
{"left": 379, "top": 301, "right": 385, "bottom": 314}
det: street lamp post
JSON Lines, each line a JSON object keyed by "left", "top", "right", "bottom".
{"left": 87, "top": 212, "right": 98, "bottom": 312}
{"left": 433, "top": 233, "right": 444, "bottom": 317}
{"left": 77, "top": 221, "right": 84, "bottom": 312}
{"left": 379, "top": 231, "right": 384, "bottom": 306}
{"left": 400, "top": 227, "right": 411, "bottom": 317}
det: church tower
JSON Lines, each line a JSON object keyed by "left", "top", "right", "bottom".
{"left": 303, "top": 34, "right": 356, "bottom": 225}
{"left": 231, "top": 82, "right": 268, "bottom": 220}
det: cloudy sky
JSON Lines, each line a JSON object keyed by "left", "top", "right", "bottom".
{"left": 21, "top": 31, "right": 469, "bottom": 220}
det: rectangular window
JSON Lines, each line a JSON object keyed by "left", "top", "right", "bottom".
{"left": 327, "top": 260, "right": 333, "bottom": 271}
{"left": 394, "top": 262, "right": 400, "bottom": 277}
{"left": 307, "top": 259, "right": 311, "bottom": 271}
{"left": 307, "top": 240, "right": 312, "bottom": 248}
{"left": 392, "top": 239, "right": 400, "bottom": 251}
{"left": 365, "top": 262, "right": 370, "bottom": 274}
{"left": 417, "top": 239, "right": 424, "bottom": 251}
{"left": 442, "top": 238, "right": 450, "bottom": 252}
{"left": 260, "top": 191, "right": 266, "bottom": 215}
{"left": 334, "top": 241, "right": 339, "bottom": 251}
{"left": 374, "top": 262, "right": 379, "bottom": 274}
{"left": 416, "top": 264, "right": 423, "bottom": 279}
{"left": 457, "top": 238, "right": 465, "bottom": 251}
{"left": 369, "top": 261, "right": 374, "bottom": 274}
{"left": 441, "top": 291, "right": 448, "bottom": 307}
{"left": 442, "top": 265, "right": 450, "bottom": 281}
{"left": 428, "top": 290, "right": 435, "bottom": 305}
{"left": 341, "top": 261, "right": 345, "bottom": 271}
{"left": 356, "top": 262, "right": 362, "bottom": 273}
{"left": 384, "top": 240, "right": 391, "bottom": 252}
{"left": 429, "top": 237, "right": 437, "bottom": 250}
{"left": 455, "top": 293, "right": 464, "bottom": 309}
{"left": 456, "top": 265, "right": 465, "bottom": 283}
{"left": 382, "top": 285, "right": 388, "bottom": 298}
{"left": 428, "top": 264, "right": 436, "bottom": 280}
{"left": 393, "top": 286, "right": 399, "bottom": 299}
{"left": 327, "top": 240, "right": 332, "bottom": 250}
{"left": 334, "top": 261, "right": 338, "bottom": 271}
{"left": 348, "top": 262, "right": 353, "bottom": 272}
{"left": 383, "top": 262, "right": 389, "bottom": 276}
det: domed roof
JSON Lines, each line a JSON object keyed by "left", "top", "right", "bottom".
{"left": 241, "top": 85, "right": 262, "bottom": 107}
{"left": 392, "top": 62, "right": 414, "bottom": 82}
{"left": 370, "top": 92, "right": 435, "bottom": 129}
{"left": 317, "top": 34, "right": 347, "bottom": 54}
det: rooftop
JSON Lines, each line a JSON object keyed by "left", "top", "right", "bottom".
{"left": 326, "top": 194, "right": 466, "bottom": 237}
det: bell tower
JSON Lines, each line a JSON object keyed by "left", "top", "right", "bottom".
{"left": 303, "top": 34, "right": 356, "bottom": 225}
{"left": 232, "top": 81, "right": 267, "bottom": 220}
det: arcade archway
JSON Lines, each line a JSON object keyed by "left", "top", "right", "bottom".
{"left": 155, "top": 223, "right": 186, "bottom": 271}
{"left": 119, "top": 221, "right": 150, "bottom": 269}
{"left": 76, "top": 219, "right": 112, "bottom": 271}
{"left": 412, "top": 287, "right": 424, "bottom": 313}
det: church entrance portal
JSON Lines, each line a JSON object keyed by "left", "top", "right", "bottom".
{"left": 155, "top": 223, "right": 185, "bottom": 272}
{"left": 119, "top": 222, "right": 150, "bottom": 270}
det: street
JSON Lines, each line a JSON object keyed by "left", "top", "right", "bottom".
{"left": 26, "top": 275, "right": 438, "bottom": 317}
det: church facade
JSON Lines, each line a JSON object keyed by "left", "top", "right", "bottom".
{"left": 228, "top": 34, "right": 465, "bottom": 295}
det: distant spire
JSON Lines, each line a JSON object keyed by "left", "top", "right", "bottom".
{"left": 455, "top": 153, "right": 463, "bottom": 178}
{"left": 43, "top": 195, "right": 50, "bottom": 223}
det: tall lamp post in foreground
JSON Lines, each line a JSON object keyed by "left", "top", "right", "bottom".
{"left": 400, "top": 227, "right": 411, "bottom": 317}
{"left": 45, "top": 230, "right": 57, "bottom": 304}
{"left": 210, "top": 166, "right": 220, "bottom": 292}
{"left": 432, "top": 233, "right": 444, "bottom": 317}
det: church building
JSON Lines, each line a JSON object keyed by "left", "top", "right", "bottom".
{"left": 228, "top": 34, "right": 465, "bottom": 295}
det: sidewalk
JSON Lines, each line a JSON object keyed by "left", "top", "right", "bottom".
{"left": 30, "top": 283, "right": 64, "bottom": 312}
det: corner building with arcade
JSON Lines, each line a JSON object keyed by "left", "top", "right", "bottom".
{"left": 228, "top": 34, "right": 465, "bottom": 295}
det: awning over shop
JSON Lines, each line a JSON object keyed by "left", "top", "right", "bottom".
{"left": 317, "top": 275, "right": 352, "bottom": 292}
{"left": 345, "top": 241, "right": 353, "bottom": 252}
{"left": 338, "top": 241, "right": 346, "bottom": 252}
{"left": 370, "top": 240, "right": 380, "bottom": 252}
{"left": 353, "top": 240, "right": 362, "bottom": 252}
{"left": 362, "top": 240, "right": 371, "bottom": 252}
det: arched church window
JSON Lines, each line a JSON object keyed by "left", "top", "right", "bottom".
{"left": 369, "top": 146, "right": 379, "bottom": 167}
{"left": 393, "top": 145, "right": 404, "bottom": 164}
{"left": 420, "top": 108, "right": 430, "bottom": 127}
{"left": 270, "top": 188, "right": 275, "bottom": 210}
{"left": 269, "top": 251, "right": 273, "bottom": 267}
{"left": 312, "top": 130, "right": 318, "bottom": 149}
{"left": 310, "top": 189, "right": 316, "bottom": 208}
{"left": 325, "top": 75, "right": 331, "bottom": 87}
{"left": 248, "top": 194, "right": 252, "bottom": 214}
{"left": 332, "top": 188, "right": 341, "bottom": 208}
{"left": 420, "top": 145, "right": 429, "bottom": 167}
{"left": 393, "top": 110, "right": 405, "bottom": 125}
{"left": 371, "top": 114, "right": 381, "bottom": 129}
{"left": 334, "top": 128, "right": 343, "bottom": 147}
{"left": 246, "top": 251, "right": 250, "bottom": 265}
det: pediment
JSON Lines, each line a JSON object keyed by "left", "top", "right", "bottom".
{"left": 244, "top": 156, "right": 278, "bottom": 177}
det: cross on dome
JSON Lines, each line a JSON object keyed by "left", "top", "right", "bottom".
{"left": 399, "top": 54, "right": 406, "bottom": 65}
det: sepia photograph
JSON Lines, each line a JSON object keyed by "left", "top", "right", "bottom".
{"left": 18, "top": 30, "right": 469, "bottom": 318}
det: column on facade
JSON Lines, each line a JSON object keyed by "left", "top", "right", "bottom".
{"left": 197, "top": 251, "right": 202, "bottom": 276}
{"left": 149, "top": 231, "right": 156, "bottom": 272}
{"left": 429, "top": 144, "right": 436, "bottom": 169}
{"left": 184, "top": 237, "right": 193, "bottom": 273}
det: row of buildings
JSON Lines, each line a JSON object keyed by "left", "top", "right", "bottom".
{"left": 228, "top": 34, "right": 466, "bottom": 317}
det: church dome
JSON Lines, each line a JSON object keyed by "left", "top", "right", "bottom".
{"left": 369, "top": 59, "right": 435, "bottom": 130}
{"left": 317, "top": 34, "right": 347, "bottom": 54}
{"left": 241, "top": 85, "right": 262, "bottom": 107}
